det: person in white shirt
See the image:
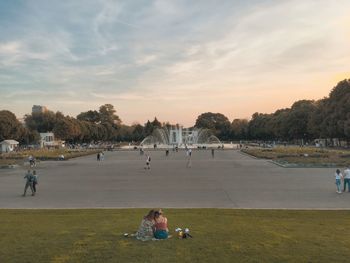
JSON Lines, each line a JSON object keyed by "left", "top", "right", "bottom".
{"left": 343, "top": 167, "right": 350, "bottom": 192}
{"left": 335, "top": 169, "right": 343, "bottom": 194}
{"left": 145, "top": 154, "right": 151, "bottom": 170}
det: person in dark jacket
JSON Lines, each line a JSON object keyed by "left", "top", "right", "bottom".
{"left": 23, "top": 170, "right": 35, "bottom": 196}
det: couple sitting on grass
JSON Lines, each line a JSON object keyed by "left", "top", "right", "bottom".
{"left": 136, "top": 209, "right": 169, "bottom": 241}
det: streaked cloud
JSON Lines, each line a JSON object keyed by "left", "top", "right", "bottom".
{"left": 0, "top": 0, "right": 349, "bottom": 125}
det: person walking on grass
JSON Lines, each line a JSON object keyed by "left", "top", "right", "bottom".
{"left": 335, "top": 169, "right": 343, "bottom": 194}
{"left": 343, "top": 166, "right": 350, "bottom": 192}
{"left": 23, "top": 170, "right": 35, "bottom": 196}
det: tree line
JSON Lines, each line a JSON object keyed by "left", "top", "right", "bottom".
{"left": 0, "top": 79, "right": 349, "bottom": 144}
{"left": 0, "top": 103, "right": 166, "bottom": 144}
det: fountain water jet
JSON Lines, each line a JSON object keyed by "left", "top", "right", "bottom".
{"left": 140, "top": 126, "right": 221, "bottom": 148}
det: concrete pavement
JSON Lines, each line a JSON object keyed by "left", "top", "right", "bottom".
{"left": 0, "top": 149, "right": 349, "bottom": 209}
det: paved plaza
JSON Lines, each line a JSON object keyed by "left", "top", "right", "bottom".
{"left": 0, "top": 149, "right": 349, "bottom": 209}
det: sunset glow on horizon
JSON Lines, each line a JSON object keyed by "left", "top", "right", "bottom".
{"left": 1, "top": 0, "right": 350, "bottom": 126}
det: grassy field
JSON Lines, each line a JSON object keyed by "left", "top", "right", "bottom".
{"left": 243, "top": 146, "right": 350, "bottom": 166}
{"left": 0, "top": 149, "right": 100, "bottom": 166}
{"left": 0, "top": 209, "right": 349, "bottom": 263}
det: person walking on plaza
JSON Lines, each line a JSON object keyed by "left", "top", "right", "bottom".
{"left": 186, "top": 150, "right": 192, "bottom": 168}
{"left": 343, "top": 166, "right": 350, "bottom": 192}
{"left": 335, "top": 169, "right": 343, "bottom": 194}
{"left": 23, "top": 170, "right": 35, "bottom": 196}
{"left": 28, "top": 155, "right": 36, "bottom": 167}
{"left": 145, "top": 154, "right": 151, "bottom": 170}
{"left": 32, "top": 170, "right": 38, "bottom": 193}
{"left": 211, "top": 148, "right": 215, "bottom": 158}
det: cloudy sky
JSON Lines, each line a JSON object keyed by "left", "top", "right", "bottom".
{"left": 0, "top": 0, "right": 349, "bottom": 126}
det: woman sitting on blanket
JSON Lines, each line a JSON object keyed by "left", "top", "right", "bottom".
{"left": 154, "top": 209, "right": 169, "bottom": 239}
{"left": 136, "top": 210, "right": 155, "bottom": 241}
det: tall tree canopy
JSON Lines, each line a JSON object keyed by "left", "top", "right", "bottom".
{"left": 99, "top": 104, "right": 121, "bottom": 126}
{"left": 0, "top": 110, "right": 25, "bottom": 141}
{"left": 231, "top": 119, "right": 249, "bottom": 139}
{"left": 0, "top": 110, "right": 39, "bottom": 143}
{"left": 195, "top": 112, "right": 231, "bottom": 140}
{"left": 76, "top": 110, "right": 100, "bottom": 123}
{"left": 25, "top": 111, "right": 57, "bottom": 132}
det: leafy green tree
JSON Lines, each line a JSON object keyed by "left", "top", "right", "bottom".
{"left": 269, "top": 109, "right": 290, "bottom": 140}
{"left": 284, "top": 100, "right": 316, "bottom": 140}
{"left": 307, "top": 99, "right": 326, "bottom": 138}
{"left": 22, "top": 129, "right": 40, "bottom": 144}
{"left": 131, "top": 124, "right": 144, "bottom": 141}
{"left": 117, "top": 125, "right": 133, "bottom": 141}
{"left": 97, "top": 124, "right": 107, "bottom": 141}
{"left": 152, "top": 117, "right": 162, "bottom": 128}
{"left": 320, "top": 80, "right": 350, "bottom": 140}
{"left": 144, "top": 120, "right": 153, "bottom": 136}
{"left": 24, "top": 111, "right": 57, "bottom": 132}
{"left": 231, "top": 119, "right": 249, "bottom": 139}
{"left": 99, "top": 104, "right": 121, "bottom": 126}
{"left": 77, "top": 110, "right": 100, "bottom": 123}
{"left": 195, "top": 112, "right": 231, "bottom": 140}
{"left": 0, "top": 110, "right": 25, "bottom": 141}
{"left": 248, "top": 113, "right": 274, "bottom": 140}
{"left": 101, "top": 122, "right": 117, "bottom": 140}
{"left": 53, "top": 114, "right": 81, "bottom": 142}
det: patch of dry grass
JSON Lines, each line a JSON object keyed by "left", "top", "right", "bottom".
{"left": 0, "top": 149, "right": 100, "bottom": 166}
{"left": 243, "top": 146, "right": 350, "bottom": 166}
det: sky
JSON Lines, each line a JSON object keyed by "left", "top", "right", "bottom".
{"left": 0, "top": 0, "right": 349, "bottom": 126}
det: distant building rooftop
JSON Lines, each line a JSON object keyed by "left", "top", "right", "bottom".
{"left": 0, "top": 140, "right": 19, "bottom": 145}
{"left": 32, "top": 105, "right": 48, "bottom": 114}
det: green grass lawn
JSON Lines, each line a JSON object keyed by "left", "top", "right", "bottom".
{"left": 243, "top": 146, "right": 350, "bottom": 166}
{"left": 0, "top": 209, "right": 349, "bottom": 263}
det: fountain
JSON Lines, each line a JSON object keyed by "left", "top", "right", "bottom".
{"left": 140, "top": 125, "right": 222, "bottom": 148}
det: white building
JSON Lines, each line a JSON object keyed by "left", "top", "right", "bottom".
{"left": 0, "top": 140, "right": 19, "bottom": 153}
{"left": 40, "top": 132, "right": 64, "bottom": 148}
